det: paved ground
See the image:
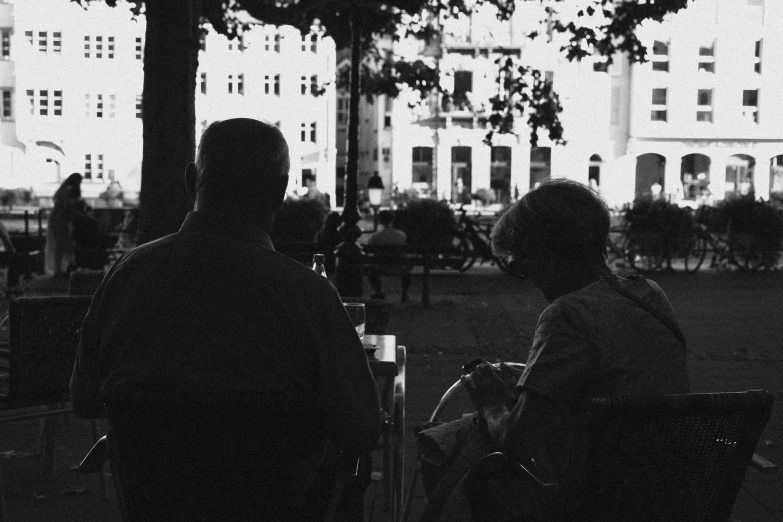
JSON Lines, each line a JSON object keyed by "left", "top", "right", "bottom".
{"left": 1, "top": 264, "right": 782, "bottom": 521}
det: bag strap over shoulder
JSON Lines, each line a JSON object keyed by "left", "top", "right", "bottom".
{"left": 605, "top": 276, "right": 688, "bottom": 350}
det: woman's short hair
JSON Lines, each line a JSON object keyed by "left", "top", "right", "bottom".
{"left": 491, "top": 179, "right": 610, "bottom": 262}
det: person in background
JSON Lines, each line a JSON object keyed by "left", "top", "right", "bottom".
{"left": 416, "top": 179, "right": 689, "bottom": 521}
{"left": 0, "top": 220, "right": 14, "bottom": 254}
{"left": 367, "top": 209, "right": 410, "bottom": 301}
{"left": 45, "top": 173, "right": 82, "bottom": 277}
{"left": 70, "top": 118, "right": 380, "bottom": 520}
{"left": 314, "top": 211, "right": 342, "bottom": 274}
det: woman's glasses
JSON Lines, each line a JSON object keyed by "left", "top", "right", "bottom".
{"left": 506, "top": 257, "right": 531, "bottom": 280}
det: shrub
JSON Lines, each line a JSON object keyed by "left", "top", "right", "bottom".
{"left": 270, "top": 197, "right": 329, "bottom": 242}
{"left": 471, "top": 188, "right": 496, "bottom": 206}
{"left": 394, "top": 199, "right": 457, "bottom": 247}
{"left": 625, "top": 198, "right": 695, "bottom": 236}
{"left": 715, "top": 195, "right": 783, "bottom": 264}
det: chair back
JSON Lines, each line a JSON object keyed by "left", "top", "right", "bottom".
{"left": 68, "top": 270, "right": 105, "bottom": 296}
{"left": 582, "top": 390, "right": 775, "bottom": 522}
{"left": 5, "top": 296, "right": 93, "bottom": 407}
{"left": 104, "top": 384, "right": 331, "bottom": 521}
{"left": 342, "top": 297, "right": 392, "bottom": 335}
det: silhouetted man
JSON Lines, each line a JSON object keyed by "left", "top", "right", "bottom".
{"left": 71, "top": 118, "right": 380, "bottom": 520}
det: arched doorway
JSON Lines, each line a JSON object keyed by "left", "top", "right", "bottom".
{"left": 35, "top": 141, "right": 65, "bottom": 182}
{"left": 490, "top": 146, "right": 511, "bottom": 204}
{"left": 770, "top": 155, "right": 783, "bottom": 196}
{"left": 680, "top": 153, "right": 711, "bottom": 202}
{"left": 588, "top": 154, "right": 602, "bottom": 189}
{"left": 635, "top": 153, "right": 665, "bottom": 200}
{"left": 451, "top": 146, "right": 472, "bottom": 204}
{"left": 725, "top": 154, "right": 755, "bottom": 198}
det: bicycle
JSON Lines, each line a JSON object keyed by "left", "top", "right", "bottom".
{"left": 454, "top": 207, "right": 509, "bottom": 273}
{"left": 682, "top": 219, "right": 765, "bottom": 273}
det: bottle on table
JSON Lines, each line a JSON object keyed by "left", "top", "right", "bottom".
{"left": 312, "top": 254, "right": 328, "bottom": 278}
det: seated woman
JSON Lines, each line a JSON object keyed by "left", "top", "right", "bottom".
{"left": 417, "top": 179, "right": 690, "bottom": 522}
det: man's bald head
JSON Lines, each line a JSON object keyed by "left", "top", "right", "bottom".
{"left": 191, "top": 118, "right": 290, "bottom": 219}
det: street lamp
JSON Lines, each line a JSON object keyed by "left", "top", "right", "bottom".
{"left": 367, "top": 173, "right": 384, "bottom": 230}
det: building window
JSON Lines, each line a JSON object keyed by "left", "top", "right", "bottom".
{"left": 228, "top": 74, "right": 244, "bottom": 95}
{"left": 38, "top": 31, "right": 47, "bottom": 53}
{"left": 96, "top": 93, "right": 103, "bottom": 118}
{"left": 108, "top": 94, "right": 115, "bottom": 118}
{"left": 54, "top": 90, "right": 62, "bottom": 116}
{"left": 97, "top": 154, "right": 104, "bottom": 179}
{"left": 85, "top": 154, "right": 92, "bottom": 179}
{"left": 135, "top": 95, "right": 142, "bottom": 119}
{"left": 337, "top": 96, "right": 348, "bottom": 124}
{"left": 26, "top": 89, "right": 34, "bottom": 115}
{"left": 382, "top": 147, "right": 391, "bottom": 162}
{"left": 742, "top": 89, "right": 759, "bottom": 123}
{"left": 529, "top": 147, "right": 551, "bottom": 189}
{"left": 490, "top": 146, "right": 512, "bottom": 202}
{"left": 696, "top": 89, "right": 713, "bottom": 122}
{"left": 651, "top": 88, "right": 667, "bottom": 122}
{"left": 300, "top": 76, "right": 307, "bottom": 95}
{"left": 384, "top": 96, "right": 392, "bottom": 128}
{"left": 264, "top": 75, "right": 280, "bottom": 96}
{"left": 412, "top": 146, "right": 433, "bottom": 186}
{"left": 310, "top": 34, "right": 317, "bottom": 53}
{"left": 96, "top": 36, "right": 103, "bottom": 59}
{"left": 25, "top": 31, "right": 33, "bottom": 46}
{"left": 373, "top": 148, "right": 378, "bottom": 161}
{"left": 300, "top": 122, "right": 307, "bottom": 142}
{"left": 2, "top": 30, "right": 11, "bottom": 58}
{"left": 135, "top": 37, "right": 143, "bottom": 60}
{"left": 310, "top": 122, "right": 317, "bottom": 143}
{"left": 651, "top": 40, "right": 669, "bottom": 72}
{"left": 53, "top": 32, "right": 61, "bottom": 54}
{"left": 1, "top": 90, "right": 12, "bottom": 119}
{"left": 39, "top": 90, "right": 48, "bottom": 116}
{"left": 265, "top": 32, "right": 280, "bottom": 52}
{"left": 754, "top": 40, "right": 762, "bottom": 73}
{"left": 451, "top": 71, "right": 473, "bottom": 111}
{"left": 200, "top": 73, "right": 207, "bottom": 95}
{"left": 108, "top": 36, "right": 115, "bottom": 59}
{"left": 698, "top": 40, "right": 715, "bottom": 72}
{"left": 84, "top": 36, "right": 90, "bottom": 58}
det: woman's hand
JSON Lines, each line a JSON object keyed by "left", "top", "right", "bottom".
{"left": 461, "top": 363, "right": 515, "bottom": 418}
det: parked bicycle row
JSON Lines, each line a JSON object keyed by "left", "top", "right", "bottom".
{"left": 606, "top": 197, "right": 783, "bottom": 273}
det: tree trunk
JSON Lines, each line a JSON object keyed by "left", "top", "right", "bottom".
{"left": 138, "top": 0, "right": 201, "bottom": 244}
{"left": 334, "top": 4, "right": 365, "bottom": 297}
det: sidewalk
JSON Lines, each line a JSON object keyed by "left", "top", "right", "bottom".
{"left": 1, "top": 267, "right": 782, "bottom": 521}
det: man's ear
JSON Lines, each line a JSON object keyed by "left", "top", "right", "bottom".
{"left": 271, "top": 175, "right": 289, "bottom": 212}
{"left": 185, "top": 163, "right": 198, "bottom": 206}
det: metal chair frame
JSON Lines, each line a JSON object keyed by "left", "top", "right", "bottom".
{"left": 402, "top": 363, "right": 776, "bottom": 522}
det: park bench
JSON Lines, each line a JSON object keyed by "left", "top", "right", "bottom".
{"left": 275, "top": 241, "right": 463, "bottom": 305}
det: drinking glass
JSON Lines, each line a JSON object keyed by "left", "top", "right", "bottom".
{"left": 344, "top": 303, "right": 366, "bottom": 340}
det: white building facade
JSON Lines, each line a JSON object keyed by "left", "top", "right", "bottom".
{"left": 0, "top": 0, "right": 337, "bottom": 203}
{"left": 352, "top": 0, "right": 783, "bottom": 208}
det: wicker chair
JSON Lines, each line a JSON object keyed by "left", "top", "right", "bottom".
{"left": 403, "top": 374, "right": 775, "bottom": 522}
{"left": 79, "top": 384, "right": 358, "bottom": 521}
{"left": 67, "top": 269, "right": 105, "bottom": 296}
{"left": 0, "top": 296, "right": 100, "bottom": 520}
